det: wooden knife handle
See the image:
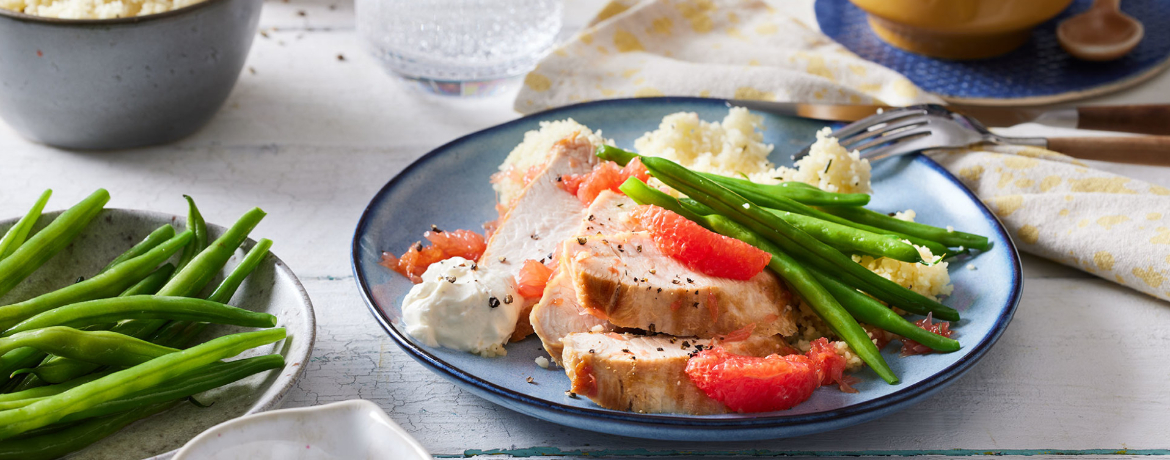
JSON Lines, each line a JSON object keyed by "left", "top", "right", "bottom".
{"left": 1077, "top": 105, "right": 1170, "bottom": 135}
{"left": 1046, "top": 136, "right": 1170, "bottom": 166}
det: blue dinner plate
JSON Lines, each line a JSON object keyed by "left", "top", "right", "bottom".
{"left": 351, "top": 97, "right": 1022, "bottom": 441}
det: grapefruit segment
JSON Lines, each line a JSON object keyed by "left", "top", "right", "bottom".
{"left": 381, "top": 228, "right": 487, "bottom": 283}
{"left": 628, "top": 205, "right": 771, "bottom": 280}
{"left": 516, "top": 259, "right": 555, "bottom": 298}
{"left": 561, "top": 158, "right": 651, "bottom": 206}
{"left": 685, "top": 338, "right": 852, "bottom": 413}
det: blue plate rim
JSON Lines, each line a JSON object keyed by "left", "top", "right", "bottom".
{"left": 350, "top": 96, "right": 1023, "bottom": 430}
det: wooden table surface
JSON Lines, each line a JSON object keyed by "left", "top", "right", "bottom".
{"left": 3, "top": 1, "right": 1170, "bottom": 458}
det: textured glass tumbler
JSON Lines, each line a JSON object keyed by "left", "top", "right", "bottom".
{"left": 356, "top": 0, "right": 563, "bottom": 96}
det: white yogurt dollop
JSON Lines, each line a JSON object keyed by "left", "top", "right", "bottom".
{"left": 401, "top": 257, "right": 520, "bottom": 357}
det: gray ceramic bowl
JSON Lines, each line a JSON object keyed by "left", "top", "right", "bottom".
{"left": 0, "top": 0, "right": 262, "bottom": 150}
{"left": 0, "top": 208, "right": 315, "bottom": 459}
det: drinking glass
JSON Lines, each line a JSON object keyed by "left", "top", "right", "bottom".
{"left": 356, "top": 0, "right": 563, "bottom": 96}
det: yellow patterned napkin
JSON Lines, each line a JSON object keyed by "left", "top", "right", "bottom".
{"left": 514, "top": 0, "right": 941, "bottom": 114}
{"left": 931, "top": 146, "right": 1170, "bottom": 301}
{"left": 515, "top": 0, "right": 1170, "bottom": 302}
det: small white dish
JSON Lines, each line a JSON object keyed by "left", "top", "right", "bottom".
{"left": 173, "top": 400, "right": 431, "bottom": 460}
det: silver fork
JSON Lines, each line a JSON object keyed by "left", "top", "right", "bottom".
{"left": 792, "top": 104, "right": 1047, "bottom": 163}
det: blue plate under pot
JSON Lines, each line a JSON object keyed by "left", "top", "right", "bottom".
{"left": 351, "top": 97, "right": 1022, "bottom": 441}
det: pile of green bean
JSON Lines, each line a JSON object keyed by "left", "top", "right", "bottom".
{"left": 0, "top": 189, "right": 285, "bottom": 459}
{"left": 598, "top": 145, "right": 988, "bottom": 385}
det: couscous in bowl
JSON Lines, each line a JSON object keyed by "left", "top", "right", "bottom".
{"left": 0, "top": 0, "right": 261, "bottom": 150}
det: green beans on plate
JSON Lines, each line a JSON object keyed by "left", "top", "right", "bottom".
{"left": 637, "top": 155, "right": 961, "bottom": 321}
{"left": 0, "top": 190, "right": 285, "bottom": 458}
{"left": 620, "top": 177, "right": 898, "bottom": 384}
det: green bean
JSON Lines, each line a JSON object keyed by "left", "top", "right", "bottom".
{"left": 0, "top": 327, "right": 177, "bottom": 369}
{"left": 0, "top": 372, "right": 112, "bottom": 410}
{"left": 638, "top": 156, "right": 961, "bottom": 321}
{"left": 209, "top": 239, "right": 271, "bottom": 304}
{"left": 0, "top": 189, "right": 109, "bottom": 298}
{"left": 0, "top": 190, "right": 52, "bottom": 262}
{"left": 620, "top": 178, "right": 898, "bottom": 383}
{"left": 0, "top": 401, "right": 176, "bottom": 460}
{"left": 808, "top": 268, "right": 960, "bottom": 353}
{"left": 0, "top": 328, "right": 285, "bottom": 439}
{"left": 0, "top": 231, "right": 193, "bottom": 331}
{"left": 14, "top": 264, "right": 178, "bottom": 388}
{"left": 820, "top": 206, "right": 990, "bottom": 251}
{"left": 765, "top": 209, "right": 921, "bottom": 262}
{"left": 98, "top": 225, "right": 175, "bottom": 274}
{"left": 4, "top": 296, "right": 277, "bottom": 336}
{"left": 703, "top": 174, "right": 870, "bottom": 206}
{"left": 174, "top": 195, "right": 209, "bottom": 274}
{"left": 597, "top": 145, "right": 870, "bottom": 206}
{"left": 153, "top": 239, "right": 274, "bottom": 348}
{"left": 596, "top": 144, "right": 638, "bottom": 165}
{"left": 59, "top": 354, "right": 284, "bottom": 423}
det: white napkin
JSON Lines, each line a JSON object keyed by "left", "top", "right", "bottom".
{"left": 514, "top": 0, "right": 1170, "bottom": 302}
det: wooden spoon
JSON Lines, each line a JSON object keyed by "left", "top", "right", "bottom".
{"left": 1057, "top": 0, "right": 1144, "bottom": 61}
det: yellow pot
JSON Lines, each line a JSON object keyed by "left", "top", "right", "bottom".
{"left": 849, "top": 0, "right": 1074, "bottom": 60}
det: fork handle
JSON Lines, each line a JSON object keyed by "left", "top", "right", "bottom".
{"left": 1046, "top": 136, "right": 1170, "bottom": 166}
{"left": 1077, "top": 105, "right": 1170, "bottom": 135}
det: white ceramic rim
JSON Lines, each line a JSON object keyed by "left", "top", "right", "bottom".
{"left": 171, "top": 400, "right": 432, "bottom": 460}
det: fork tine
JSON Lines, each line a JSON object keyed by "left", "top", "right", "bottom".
{"left": 826, "top": 107, "right": 929, "bottom": 140}
{"left": 850, "top": 126, "right": 933, "bottom": 153}
{"left": 791, "top": 107, "right": 928, "bottom": 162}
{"left": 860, "top": 135, "right": 943, "bottom": 162}
{"left": 839, "top": 116, "right": 930, "bottom": 148}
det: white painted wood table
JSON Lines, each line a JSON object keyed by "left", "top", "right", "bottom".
{"left": 3, "top": 1, "right": 1170, "bottom": 458}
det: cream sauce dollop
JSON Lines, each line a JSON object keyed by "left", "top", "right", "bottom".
{"left": 401, "top": 257, "right": 520, "bottom": 357}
